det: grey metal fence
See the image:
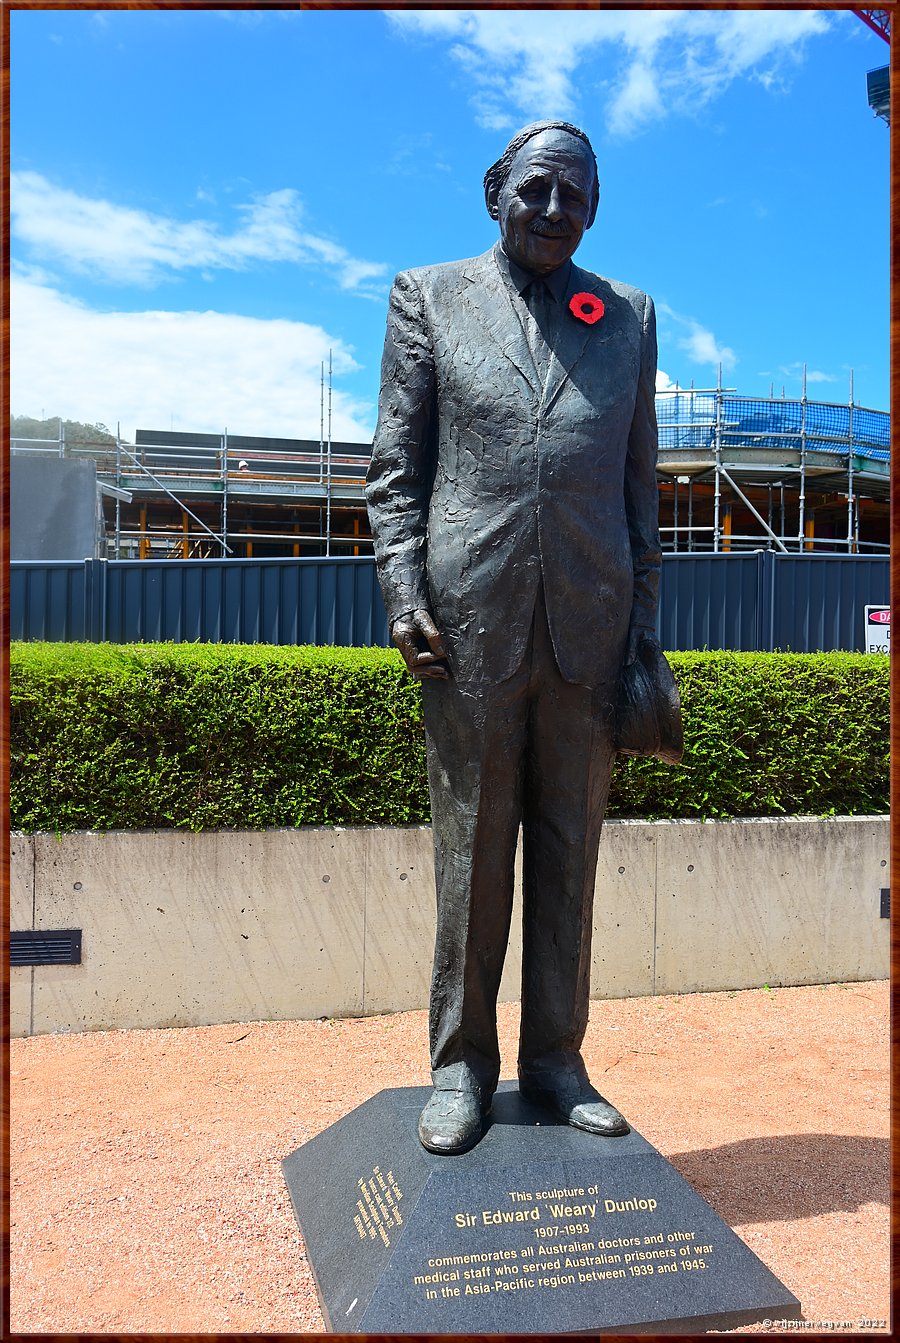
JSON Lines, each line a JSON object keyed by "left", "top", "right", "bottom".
{"left": 102, "top": 557, "right": 388, "bottom": 645}
{"left": 658, "top": 553, "right": 764, "bottom": 652}
{"left": 11, "top": 553, "right": 889, "bottom": 653}
{"left": 767, "top": 553, "right": 890, "bottom": 653}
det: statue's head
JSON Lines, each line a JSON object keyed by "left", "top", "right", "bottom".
{"left": 484, "top": 120, "right": 599, "bottom": 277}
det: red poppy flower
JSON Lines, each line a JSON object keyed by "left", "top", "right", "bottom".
{"left": 569, "top": 292, "right": 605, "bottom": 325}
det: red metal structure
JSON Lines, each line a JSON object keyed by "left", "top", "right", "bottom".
{"left": 855, "top": 9, "right": 891, "bottom": 42}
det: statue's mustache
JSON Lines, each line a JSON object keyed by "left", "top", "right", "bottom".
{"left": 529, "top": 220, "right": 570, "bottom": 237}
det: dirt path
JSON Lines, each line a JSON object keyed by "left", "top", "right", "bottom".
{"left": 10, "top": 981, "right": 889, "bottom": 1334}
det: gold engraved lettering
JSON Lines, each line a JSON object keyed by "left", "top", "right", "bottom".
{"left": 353, "top": 1167, "right": 406, "bottom": 1250}
{"left": 405, "top": 1218, "right": 714, "bottom": 1302}
{"left": 532, "top": 1186, "right": 585, "bottom": 1201}
{"left": 602, "top": 1197, "right": 657, "bottom": 1214}
{"left": 482, "top": 1206, "right": 541, "bottom": 1225}
{"left": 547, "top": 1201, "right": 596, "bottom": 1219}
{"left": 623, "top": 1247, "right": 678, "bottom": 1264}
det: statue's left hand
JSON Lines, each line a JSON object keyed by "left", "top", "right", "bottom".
{"left": 624, "top": 625, "right": 660, "bottom": 667}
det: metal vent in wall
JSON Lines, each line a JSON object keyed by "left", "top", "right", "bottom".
{"left": 10, "top": 930, "right": 82, "bottom": 966}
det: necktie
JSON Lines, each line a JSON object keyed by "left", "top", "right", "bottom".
{"left": 522, "top": 279, "right": 554, "bottom": 385}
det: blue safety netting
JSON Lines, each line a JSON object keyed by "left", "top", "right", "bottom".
{"left": 656, "top": 393, "right": 890, "bottom": 462}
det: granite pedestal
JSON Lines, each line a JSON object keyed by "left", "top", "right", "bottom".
{"left": 282, "top": 1083, "right": 801, "bottom": 1333}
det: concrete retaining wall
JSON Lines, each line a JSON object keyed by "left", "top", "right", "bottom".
{"left": 10, "top": 817, "right": 889, "bottom": 1036}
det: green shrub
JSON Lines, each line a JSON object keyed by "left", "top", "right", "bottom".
{"left": 606, "top": 650, "right": 888, "bottom": 819}
{"left": 10, "top": 643, "right": 888, "bottom": 832}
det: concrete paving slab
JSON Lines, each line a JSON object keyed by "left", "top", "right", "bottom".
{"left": 655, "top": 821, "right": 795, "bottom": 994}
{"left": 362, "top": 827, "right": 435, "bottom": 1014}
{"left": 497, "top": 835, "right": 525, "bottom": 1004}
{"left": 592, "top": 820, "right": 656, "bottom": 999}
{"left": 20, "top": 818, "right": 888, "bottom": 1033}
{"left": 653, "top": 817, "right": 889, "bottom": 994}
{"left": 31, "top": 829, "right": 366, "bottom": 1032}
{"left": 10, "top": 834, "right": 35, "bottom": 1037}
{"left": 819, "top": 817, "right": 889, "bottom": 982}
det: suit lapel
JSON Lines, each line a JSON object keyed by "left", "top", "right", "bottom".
{"left": 460, "top": 251, "right": 541, "bottom": 395}
{"left": 459, "top": 252, "right": 614, "bottom": 410}
{"left": 541, "top": 266, "right": 609, "bottom": 414}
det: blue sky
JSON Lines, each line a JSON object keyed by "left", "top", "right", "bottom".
{"left": 10, "top": 7, "right": 890, "bottom": 442}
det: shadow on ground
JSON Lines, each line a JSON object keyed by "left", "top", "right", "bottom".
{"left": 667, "top": 1134, "right": 888, "bottom": 1226}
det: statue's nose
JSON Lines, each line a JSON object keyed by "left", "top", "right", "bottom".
{"left": 544, "top": 181, "right": 564, "bottom": 221}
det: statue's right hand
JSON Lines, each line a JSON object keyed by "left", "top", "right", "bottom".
{"left": 391, "top": 609, "right": 450, "bottom": 680}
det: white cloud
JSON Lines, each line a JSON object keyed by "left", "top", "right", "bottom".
{"left": 608, "top": 60, "right": 665, "bottom": 138}
{"left": 779, "top": 361, "right": 839, "bottom": 385}
{"left": 678, "top": 322, "right": 736, "bottom": 370}
{"left": 658, "top": 301, "right": 737, "bottom": 373}
{"left": 10, "top": 172, "right": 388, "bottom": 296}
{"left": 702, "top": 8, "right": 832, "bottom": 82}
{"left": 656, "top": 369, "right": 680, "bottom": 392}
{"left": 389, "top": 10, "right": 829, "bottom": 136}
{"left": 10, "top": 275, "right": 376, "bottom": 443}
{"left": 805, "top": 370, "right": 839, "bottom": 384}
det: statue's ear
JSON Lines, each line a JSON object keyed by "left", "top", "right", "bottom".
{"left": 586, "top": 179, "right": 600, "bottom": 229}
{"left": 484, "top": 176, "right": 501, "bottom": 221}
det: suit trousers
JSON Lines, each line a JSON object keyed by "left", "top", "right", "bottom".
{"left": 421, "top": 582, "right": 617, "bottom": 1101}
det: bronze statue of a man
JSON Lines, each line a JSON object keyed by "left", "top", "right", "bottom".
{"left": 366, "top": 120, "right": 663, "bottom": 1154}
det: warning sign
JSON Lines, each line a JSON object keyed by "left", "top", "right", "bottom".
{"left": 864, "top": 606, "right": 890, "bottom": 654}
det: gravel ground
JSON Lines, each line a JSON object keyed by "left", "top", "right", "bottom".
{"left": 10, "top": 980, "right": 889, "bottom": 1335}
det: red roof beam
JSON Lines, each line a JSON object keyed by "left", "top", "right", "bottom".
{"left": 854, "top": 9, "right": 892, "bottom": 42}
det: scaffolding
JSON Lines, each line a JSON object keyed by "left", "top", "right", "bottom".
{"left": 11, "top": 378, "right": 890, "bottom": 559}
{"left": 102, "top": 429, "right": 368, "bottom": 559}
{"left": 655, "top": 370, "right": 889, "bottom": 554}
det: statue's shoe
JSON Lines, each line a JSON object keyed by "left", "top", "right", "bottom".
{"left": 519, "top": 1074, "right": 629, "bottom": 1137}
{"left": 417, "top": 1086, "right": 489, "bottom": 1154}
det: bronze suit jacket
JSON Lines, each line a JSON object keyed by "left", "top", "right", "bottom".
{"left": 366, "top": 244, "right": 661, "bottom": 688}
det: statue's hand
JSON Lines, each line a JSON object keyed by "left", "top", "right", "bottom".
{"left": 624, "top": 624, "right": 660, "bottom": 667}
{"left": 392, "top": 609, "right": 450, "bottom": 680}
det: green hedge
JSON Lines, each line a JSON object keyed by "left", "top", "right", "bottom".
{"left": 10, "top": 642, "right": 888, "bottom": 833}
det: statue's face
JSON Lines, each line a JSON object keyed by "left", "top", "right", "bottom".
{"left": 496, "top": 130, "right": 596, "bottom": 276}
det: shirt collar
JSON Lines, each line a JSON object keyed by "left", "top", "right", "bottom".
{"left": 494, "top": 241, "right": 571, "bottom": 305}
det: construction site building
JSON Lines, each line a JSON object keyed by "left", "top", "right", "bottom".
{"left": 11, "top": 385, "right": 890, "bottom": 561}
